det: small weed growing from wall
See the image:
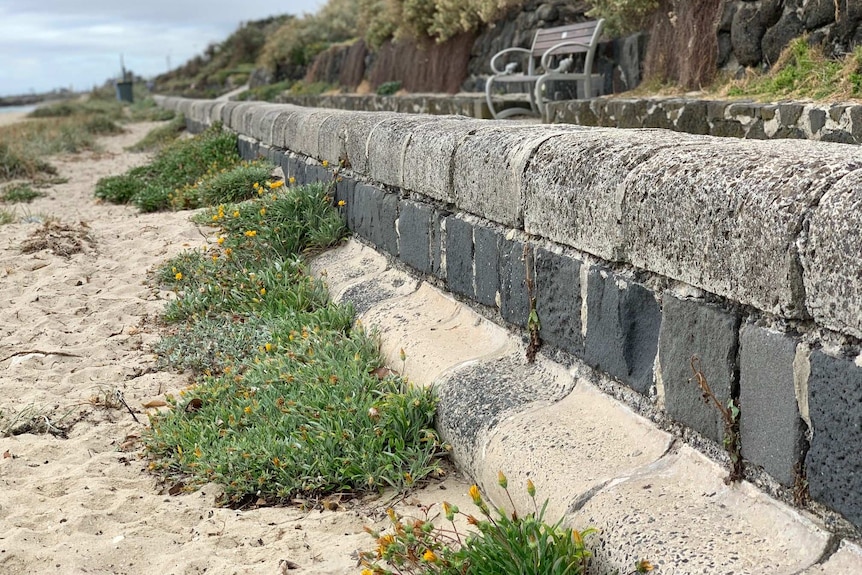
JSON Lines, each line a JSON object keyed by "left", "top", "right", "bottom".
{"left": 690, "top": 355, "right": 742, "bottom": 483}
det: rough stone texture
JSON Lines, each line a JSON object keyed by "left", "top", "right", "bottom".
{"left": 398, "top": 200, "right": 435, "bottom": 275}
{"left": 574, "top": 445, "right": 829, "bottom": 575}
{"left": 444, "top": 217, "right": 474, "bottom": 299}
{"left": 803, "top": 170, "right": 862, "bottom": 339}
{"left": 534, "top": 249, "right": 582, "bottom": 355}
{"left": 499, "top": 240, "right": 531, "bottom": 328}
{"left": 236, "top": 135, "right": 258, "bottom": 161}
{"left": 479, "top": 380, "right": 673, "bottom": 522}
{"left": 806, "top": 349, "right": 862, "bottom": 529}
{"left": 402, "top": 118, "right": 487, "bottom": 203}
{"left": 436, "top": 350, "right": 577, "bottom": 477}
{"left": 473, "top": 225, "right": 501, "bottom": 308}
{"left": 248, "top": 104, "right": 282, "bottom": 143}
{"left": 351, "top": 184, "right": 399, "bottom": 256}
{"left": 622, "top": 138, "right": 862, "bottom": 318}
{"left": 334, "top": 111, "right": 402, "bottom": 175}
{"left": 584, "top": 268, "right": 661, "bottom": 396}
{"left": 524, "top": 128, "right": 707, "bottom": 262}
{"left": 453, "top": 125, "right": 580, "bottom": 227}
{"left": 738, "top": 324, "right": 804, "bottom": 487}
{"left": 659, "top": 295, "right": 739, "bottom": 443}
{"left": 366, "top": 115, "right": 446, "bottom": 189}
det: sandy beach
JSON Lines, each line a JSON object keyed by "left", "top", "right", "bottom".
{"left": 0, "top": 111, "right": 31, "bottom": 127}
{"left": 0, "top": 121, "right": 472, "bottom": 574}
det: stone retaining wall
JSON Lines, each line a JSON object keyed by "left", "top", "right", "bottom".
{"left": 547, "top": 96, "right": 862, "bottom": 144}
{"left": 156, "top": 96, "right": 862, "bottom": 532}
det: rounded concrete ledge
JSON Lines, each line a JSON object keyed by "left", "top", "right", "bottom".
{"left": 154, "top": 96, "right": 862, "bottom": 338}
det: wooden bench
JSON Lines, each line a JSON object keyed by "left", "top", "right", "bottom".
{"left": 484, "top": 20, "right": 605, "bottom": 120}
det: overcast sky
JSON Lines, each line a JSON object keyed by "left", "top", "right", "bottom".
{"left": 0, "top": 0, "right": 325, "bottom": 97}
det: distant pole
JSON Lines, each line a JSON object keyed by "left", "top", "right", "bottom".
{"left": 120, "top": 53, "right": 127, "bottom": 81}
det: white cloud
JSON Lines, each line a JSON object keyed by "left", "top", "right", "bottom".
{"left": 0, "top": 0, "right": 325, "bottom": 96}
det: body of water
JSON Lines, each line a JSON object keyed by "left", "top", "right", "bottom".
{"left": 0, "top": 104, "right": 37, "bottom": 115}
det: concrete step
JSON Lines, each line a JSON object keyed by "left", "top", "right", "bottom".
{"left": 311, "top": 239, "right": 862, "bottom": 575}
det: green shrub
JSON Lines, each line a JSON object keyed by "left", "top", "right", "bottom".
{"left": 0, "top": 183, "right": 44, "bottom": 203}
{"left": 236, "top": 81, "right": 294, "bottom": 102}
{"left": 0, "top": 142, "right": 57, "bottom": 181}
{"left": 585, "top": 0, "right": 659, "bottom": 37}
{"left": 193, "top": 162, "right": 273, "bottom": 205}
{"left": 376, "top": 81, "right": 402, "bottom": 96}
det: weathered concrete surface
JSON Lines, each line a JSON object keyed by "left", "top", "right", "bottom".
{"left": 524, "top": 128, "right": 709, "bottom": 262}
{"left": 622, "top": 138, "right": 862, "bottom": 318}
{"left": 308, "top": 238, "right": 837, "bottom": 575}
{"left": 436, "top": 350, "right": 576, "bottom": 478}
{"left": 366, "top": 115, "right": 460, "bottom": 190}
{"left": 534, "top": 248, "right": 583, "bottom": 355}
{"left": 338, "top": 111, "right": 403, "bottom": 175}
{"left": 360, "top": 283, "right": 509, "bottom": 388}
{"left": 479, "top": 380, "right": 672, "bottom": 521}
{"left": 801, "top": 540, "right": 862, "bottom": 574}
{"left": 402, "top": 118, "right": 487, "bottom": 203}
{"left": 802, "top": 170, "right": 862, "bottom": 339}
{"left": 452, "top": 125, "right": 583, "bottom": 227}
{"left": 572, "top": 445, "right": 829, "bottom": 575}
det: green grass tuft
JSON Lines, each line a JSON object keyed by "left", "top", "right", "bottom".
{"left": 0, "top": 183, "right": 45, "bottom": 203}
{"left": 127, "top": 115, "right": 187, "bottom": 152}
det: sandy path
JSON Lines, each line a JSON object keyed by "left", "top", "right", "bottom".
{"left": 0, "top": 123, "right": 472, "bottom": 575}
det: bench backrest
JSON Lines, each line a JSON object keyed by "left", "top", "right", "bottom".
{"left": 531, "top": 20, "right": 604, "bottom": 58}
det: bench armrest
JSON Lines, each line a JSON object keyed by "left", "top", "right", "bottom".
{"left": 539, "top": 41, "right": 593, "bottom": 71}
{"left": 490, "top": 48, "right": 533, "bottom": 74}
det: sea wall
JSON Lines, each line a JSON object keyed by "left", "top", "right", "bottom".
{"left": 155, "top": 96, "right": 862, "bottom": 533}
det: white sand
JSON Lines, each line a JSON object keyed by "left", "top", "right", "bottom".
{"left": 0, "top": 123, "right": 473, "bottom": 574}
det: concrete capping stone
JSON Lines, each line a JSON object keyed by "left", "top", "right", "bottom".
{"left": 453, "top": 125, "right": 583, "bottom": 228}
{"left": 366, "top": 115, "right": 451, "bottom": 189}
{"left": 659, "top": 294, "right": 740, "bottom": 443}
{"left": 802, "top": 170, "right": 862, "bottom": 339}
{"left": 622, "top": 138, "right": 862, "bottom": 317}
{"left": 738, "top": 324, "right": 805, "bottom": 486}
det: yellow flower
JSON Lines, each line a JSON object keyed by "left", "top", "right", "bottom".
{"left": 338, "top": 200, "right": 346, "bottom": 207}
{"left": 469, "top": 484, "right": 482, "bottom": 504}
{"left": 175, "top": 272, "right": 183, "bottom": 281}
{"left": 211, "top": 255, "right": 218, "bottom": 262}
{"left": 225, "top": 247, "right": 233, "bottom": 257}
{"left": 288, "top": 177, "right": 296, "bottom": 185}
{"left": 260, "top": 287, "right": 266, "bottom": 295}
{"left": 361, "top": 569, "right": 373, "bottom": 575}
{"left": 526, "top": 478, "right": 536, "bottom": 497}
{"left": 211, "top": 214, "right": 219, "bottom": 221}
{"left": 442, "top": 501, "right": 455, "bottom": 521}
{"left": 244, "top": 230, "right": 257, "bottom": 237}
{"left": 636, "top": 559, "right": 655, "bottom": 573}
{"left": 244, "top": 405, "right": 252, "bottom": 414}
{"left": 260, "top": 208, "right": 266, "bottom": 216}
{"left": 264, "top": 342, "right": 272, "bottom": 352}
{"left": 253, "top": 182, "right": 259, "bottom": 189}
{"left": 322, "top": 160, "right": 329, "bottom": 168}
{"left": 269, "top": 180, "right": 284, "bottom": 189}
{"left": 497, "top": 471, "right": 508, "bottom": 489}
{"left": 233, "top": 210, "right": 240, "bottom": 217}
{"left": 217, "top": 236, "right": 225, "bottom": 245}
{"left": 194, "top": 446, "right": 202, "bottom": 458}
{"left": 422, "top": 550, "right": 437, "bottom": 563}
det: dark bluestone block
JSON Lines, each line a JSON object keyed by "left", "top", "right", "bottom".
{"left": 444, "top": 217, "right": 474, "bottom": 298}
{"left": 399, "top": 200, "right": 434, "bottom": 274}
{"left": 474, "top": 226, "right": 502, "bottom": 307}
{"left": 500, "top": 240, "right": 530, "bottom": 328}
{"left": 335, "top": 176, "right": 355, "bottom": 228}
{"left": 352, "top": 184, "right": 398, "bottom": 256}
{"left": 806, "top": 350, "right": 862, "bottom": 529}
{"left": 738, "top": 324, "right": 804, "bottom": 487}
{"left": 585, "top": 267, "right": 661, "bottom": 395}
{"left": 659, "top": 295, "right": 739, "bottom": 443}
{"left": 305, "top": 164, "right": 332, "bottom": 186}
{"left": 535, "top": 249, "right": 582, "bottom": 356}
{"left": 429, "top": 210, "right": 445, "bottom": 280}
{"left": 237, "top": 137, "right": 258, "bottom": 161}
